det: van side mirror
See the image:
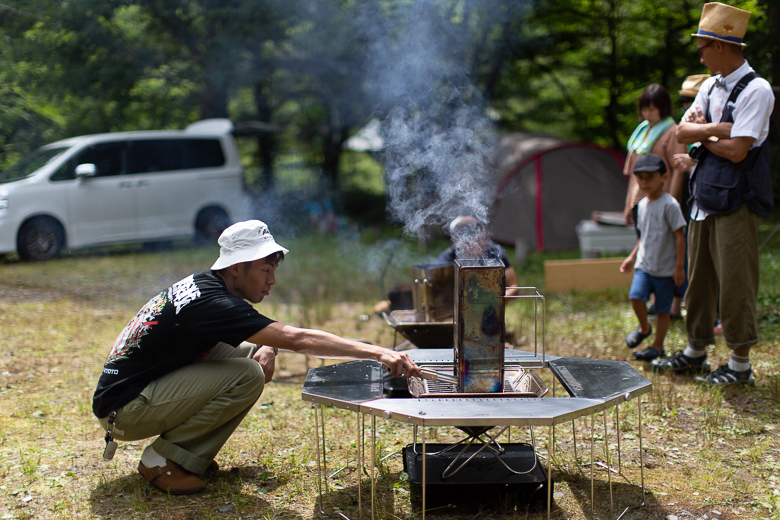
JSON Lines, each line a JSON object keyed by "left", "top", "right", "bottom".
{"left": 75, "top": 163, "right": 97, "bottom": 179}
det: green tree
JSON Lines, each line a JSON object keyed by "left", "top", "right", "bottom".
{"left": 0, "top": 2, "right": 67, "bottom": 166}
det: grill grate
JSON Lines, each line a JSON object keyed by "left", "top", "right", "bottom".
{"left": 409, "top": 366, "right": 548, "bottom": 398}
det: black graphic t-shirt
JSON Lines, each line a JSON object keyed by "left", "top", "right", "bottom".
{"left": 92, "top": 270, "right": 274, "bottom": 418}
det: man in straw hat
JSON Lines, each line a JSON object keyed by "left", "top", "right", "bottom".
{"left": 92, "top": 220, "right": 422, "bottom": 495}
{"left": 679, "top": 73, "right": 711, "bottom": 110}
{"left": 654, "top": 3, "right": 774, "bottom": 387}
{"left": 673, "top": 74, "right": 711, "bottom": 179}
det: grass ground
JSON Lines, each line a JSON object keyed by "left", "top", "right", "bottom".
{"left": 0, "top": 223, "right": 779, "bottom": 520}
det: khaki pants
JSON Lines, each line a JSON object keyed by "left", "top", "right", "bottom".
{"left": 98, "top": 342, "right": 264, "bottom": 474}
{"left": 685, "top": 205, "right": 759, "bottom": 351}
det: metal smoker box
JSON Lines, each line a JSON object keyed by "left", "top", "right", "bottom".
{"left": 412, "top": 263, "right": 455, "bottom": 322}
{"left": 453, "top": 259, "right": 505, "bottom": 393}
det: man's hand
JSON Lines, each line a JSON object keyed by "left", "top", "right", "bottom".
{"left": 673, "top": 153, "right": 695, "bottom": 173}
{"left": 252, "top": 345, "right": 277, "bottom": 383}
{"left": 684, "top": 105, "right": 707, "bottom": 124}
{"left": 678, "top": 105, "right": 724, "bottom": 145}
{"left": 380, "top": 350, "right": 422, "bottom": 379}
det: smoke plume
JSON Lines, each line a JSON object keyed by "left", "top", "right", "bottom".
{"left": 358, "top": 0, "right": 504, "bottom": 239}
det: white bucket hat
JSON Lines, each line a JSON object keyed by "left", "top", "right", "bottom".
{"left": 211, "top": 220, "right": 289, "bottom": 270}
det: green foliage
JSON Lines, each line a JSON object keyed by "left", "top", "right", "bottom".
{"left": 1, "top": 0, "right": 778, "bottom": 209}
{"left": 339, "top": 151, "right": 385, "bottom": 195}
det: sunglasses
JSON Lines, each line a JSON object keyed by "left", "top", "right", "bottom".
{"left": 697, "top": 40, "right": 714, "bottom": 58}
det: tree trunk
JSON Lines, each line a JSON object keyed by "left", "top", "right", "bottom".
{"left": 606, "top": 0, "right": 621, "bottom": 150}
{"left": 320, "top": 106, "right": 349, "bottom": 190}
{"left": 254, "top": 85, "right": 276, "bottom": 192}
{"left": 200, "top": 70, "right": 228, "bottom": 119}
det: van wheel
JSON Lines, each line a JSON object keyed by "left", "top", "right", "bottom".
{"left": 18, "top": 217, "right": 64, "bottom": 261}
{"left": 195, "top": 207, "right": 230, "bottom": 244}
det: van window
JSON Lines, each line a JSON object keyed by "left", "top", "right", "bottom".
{"left": 1, "top": 146, "right": 69, "bottom": 184}
{"left": 128, "top": 138, "right": 225, "bottom": 175}
{"left": 84, "top": 142, "right": 127, "bottom": 177}
{"left": 129, "top": 140, "right": 183, "bottom": 173}
{"left": 181, "top": 139, "right": 225, "bottom": 169}
{"left": 51, "top": 141, "right": 127, "bottom": 181}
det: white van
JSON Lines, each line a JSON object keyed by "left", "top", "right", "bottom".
{"left": 0, "top": 119, "right": 250, "bottom": 261}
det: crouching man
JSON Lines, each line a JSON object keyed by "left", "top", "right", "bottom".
{"left": 92, "top": 220, "right": 421, "bottom": 494}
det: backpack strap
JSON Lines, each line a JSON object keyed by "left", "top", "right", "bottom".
{"left": 720, "top": 71, "right": 758, "bottom": 123}
{"left": 702, "top": 71, "right": 758, "bottom": 123}
{"left": 704, "top": 82, "right": 716, "bottom": 123}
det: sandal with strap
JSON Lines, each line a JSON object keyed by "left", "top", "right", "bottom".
{"left": 625, "top": 325, "right": 652, "bottom": 349}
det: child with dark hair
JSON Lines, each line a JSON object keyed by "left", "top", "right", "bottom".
{"left": 624, "top": 84, "right": 687, "bottom": 226}
{"left": 638, "top": 84, "right": 674, "bottom": 120}
{"left": 623, "top": 83, "right": 688, "bottom": 318}
{"left": 620, "top": 154, "right": 687, "bottom": 361}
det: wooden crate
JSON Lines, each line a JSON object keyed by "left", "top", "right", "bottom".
{"left": 544, "top": 258, "right": 632, "bottom": 292}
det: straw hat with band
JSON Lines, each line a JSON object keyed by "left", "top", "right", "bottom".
{"left": 692, "top": 2, "right": 750, "bottom": 47}
{"left": 679, "top": 74, "right": 711, "bottom": 99}
{"left": 211, "top": 220, "right": 289, "bottom": 270}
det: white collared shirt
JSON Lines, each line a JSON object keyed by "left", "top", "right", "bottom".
{"left": 682, "top": 60, "right": 775, "bottom": 220}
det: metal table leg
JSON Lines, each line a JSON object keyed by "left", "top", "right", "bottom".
{"left": 422, "top": 425, "right": 427, "bottom": 520}
{"left": 370, "top": 416, "right": 376, "bottom": 520}
{"left": 314, "top": 403, "right": 325, "bottom": 516}
{"left": 590, "top": 413, "right": 595, "bottom": 516}
{"left": 356, "top": 411, "right": 362, "bottom": 519}
{"left": 604, "top": 410, "right": 613, "bottom": 512}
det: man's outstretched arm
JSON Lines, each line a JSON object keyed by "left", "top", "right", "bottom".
{"left": 248, "top": 322, "right": 422, "bottom": 378}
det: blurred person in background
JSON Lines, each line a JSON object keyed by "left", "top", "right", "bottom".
{"left": 438, "top": 215, "right": 520, "bottom": 297}
{"left": 623, "top": 84, "right": 688, "bottom": 318}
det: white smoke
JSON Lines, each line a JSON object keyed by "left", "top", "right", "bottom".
{"left": 357, "top": 0, "right": 503, "bottom": 237}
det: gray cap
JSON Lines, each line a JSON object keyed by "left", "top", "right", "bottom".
{"left": 633, "top": 153, "right": 666, "bottom": 174}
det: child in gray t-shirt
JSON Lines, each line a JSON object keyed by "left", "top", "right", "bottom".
{"left": 620, "top": 154, "right": 686, "bottom": 361}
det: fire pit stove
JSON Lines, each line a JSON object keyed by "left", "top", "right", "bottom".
{"left": 382, "top": 262, "right": 454, "bottom": 349}
{"left": 303, "top": 259, "right": 652, "bottom": 520}
{"left": 452, "top": 258, "right": 505, "bottom": 392}
{"left": 397, "top": 258, "right": 556, "bottom": 508}
{"left": 412, "top": 262, "right": 454, "bottom": 322}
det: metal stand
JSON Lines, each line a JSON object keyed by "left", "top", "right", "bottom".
{"left": 308, "top": 365, "right": 650, "bottom": 520}
{"left": 410, "top": 424, "right": 539, "bottom": 478}
{"left": 547, "top": 397, "right": 647, "bottom": 520}
{"left": 313, "top": 403, "right": 325, "bottom": 516}
{"left": 305, "top": 281, "right": 651, "bottom": 520}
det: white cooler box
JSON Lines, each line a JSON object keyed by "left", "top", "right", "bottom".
{"left": 576, "top": 220, "right": 638, "bottom": 258}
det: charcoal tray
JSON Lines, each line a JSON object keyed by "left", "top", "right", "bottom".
{"left": 383, "top": 310, "right": 454, "bottom": 349}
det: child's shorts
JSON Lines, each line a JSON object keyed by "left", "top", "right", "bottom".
{"left": 629, "top": 269, "right": 675, "bottom": 314}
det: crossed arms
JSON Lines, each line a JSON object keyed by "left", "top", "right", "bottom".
{"left": 677, "top": 105, "right": 755, "bottom": 163}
